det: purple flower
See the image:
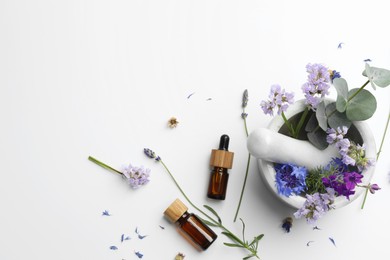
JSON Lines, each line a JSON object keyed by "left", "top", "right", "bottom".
{"left": 326, "top": 127, "right": 348, "bottom": 144}
{"left": 369, "top": 183, "right": 381, "bottom": 194}
{"left": 122, "top": 164, "right": 150, "bottom": 189}
{"left": 322, "top": 171, "right": 362, "bottom": 199}
{"left": 301, "top": 63, "right": 331, "bottom": 110}
{"left": 294, "top": 188, "right": 335, "bottom": 224}
{"left": 260, "top": 85, "right": 294, "bottom": 116}
{"left": 275, "top": 163, "right": 307, "bottom": 197}
{"left": 144, "top": 148, "right": 161, "bottom": 161}
{"left": 330, "top": 70, "right": 341, "bottom": 83}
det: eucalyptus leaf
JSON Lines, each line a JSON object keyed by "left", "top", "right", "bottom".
{"left": 203, "top": 204, "right": 222, "bottom": 224}
{"left": 336, "top": 95, "right": 347, "bottom": 113}
{"left": 333, "top": 78, "right": 349, "bottom": 99}
{"left": 305, "top": 113, "right": 318, "bottom": 132}
{"left": 363, "top": 63, "right": 390, "bottom": 88}
{"left": 315, "top": 101, "right": 328, "bottom": 131}
{"left": 307, "top": 129, "right": 328, "bottom": 150}
{"left": 326, "top": 103, "right": 352, "bottom": 129}
{"left": 346, "top": 88, "right": 377, "bottom": 121}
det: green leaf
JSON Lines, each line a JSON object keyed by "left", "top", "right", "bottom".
{"left": 316, "top": 101, "right": 328, "bottom": 131}
{"left": 326, "top": 103, "right": 352, "bottom": 129}
{"left": 336, "top": 95, "right": 347, "bottom": 113}
{"left": 243, "top": 255, "right": 256, "bottom": 260}
{"left": 223, "top": 242, "right": 244, "bottom": 248}
{"left": 248, "top": 234, "right": 264, "bottom": 246}
{"left": 333, "top": 78, "right": 349, "bottom": 98}
{"left": 305, "top": 113, "right": 318, "bottom": 132}
{"left": 197, "top": 216, "right": 219, "bottom": 227}
{"left": 363, "top": 63, "right": 390, "bottom": 88}
{"left": 240, "top": 218, "right": 246, "bottom": 242}
{"left": 222, "top": 231, "right": 244, "bottom": 245}
{"left": 346, "top": 88, "right": 377, "bottom": 121}
{"left": 203, "top": 205, "right": 222, "bottom": 224}
{"left": 307, "top": 129, "right": 328, "bottom": 150}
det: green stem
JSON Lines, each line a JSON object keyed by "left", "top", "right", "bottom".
{"left": 376, "top": 110, "right": 390, "bottom": 160}
{"left": 361, "top": 186, "right": 369, "bottom": 210}
{"left": 347, "top": 80, "right": 370, "bottom": 102}
{"left": 294, "top": 107, "right": 309, "bottom": 138}
{"left": 281, "top": 111, "right": 295, "bottom": 137}
{"left": 233, "top": 153, "right": 251, "bottom": 222}
{"left": 88, "top": 156, "right": 123, "bottom": 175}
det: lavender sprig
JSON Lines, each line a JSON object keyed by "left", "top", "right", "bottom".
{"left": 144, "top": 148, "right": 263, "bottom": 259}
{"left": 234, "top": 90, "right": 252, "bottom": 222}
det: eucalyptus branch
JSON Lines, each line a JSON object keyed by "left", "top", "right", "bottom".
{"left": 282, "top": 111, "right": 296, "bottom": 137}
{"left": 294, "top": 106, "right": 309, "bottom": 138}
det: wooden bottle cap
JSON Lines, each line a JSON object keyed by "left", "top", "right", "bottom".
{"left": 164, "top": 198, "right": 188, "bottom": 223}
{"left": 210, "top": 149, "right": 234, "bottom": 169}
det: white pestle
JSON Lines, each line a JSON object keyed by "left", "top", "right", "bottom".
{"left": 247, "top": 128, "right": 339, "bottom": 169}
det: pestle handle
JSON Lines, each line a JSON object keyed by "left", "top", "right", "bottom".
{"left": 247, "top": 128, "right": 339, "bottom": 169}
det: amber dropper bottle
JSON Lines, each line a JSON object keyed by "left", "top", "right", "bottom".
{"left": 207, "top": 134, "right": 234, "bottom": 200}
{"left": 164, "top": 198, "right": 218, "bottom": 250}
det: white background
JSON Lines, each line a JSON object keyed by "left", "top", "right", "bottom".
{"left": 1, "top": 0, "right": 389, "bottom": 259}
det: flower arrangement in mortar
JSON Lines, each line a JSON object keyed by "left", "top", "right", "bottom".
{"left": 247, "top": 63, "right": 390, "bottom": 224}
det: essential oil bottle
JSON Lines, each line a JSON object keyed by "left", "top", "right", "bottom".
{"left": 164, "top": 198, "right": 218, "bottom": 250}
{"left": 207, "top": 134, "right": 234, "bottom": 200}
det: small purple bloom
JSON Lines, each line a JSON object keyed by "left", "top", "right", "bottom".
{"left": 326, "top": 127, "right": 348, "bottom": 145}
{"left": 330, "top": 70, "right": 341, "bottom": 83}
{"left": 275, "top": 163, "right": 307, "bottom": 197}
{"left": 260, "top": 84, "right": 294, "bottom": 116}
{"left": 369, "top": 183, "right": 381, "bottom": 194}
{"left": 144, "top": 148, "right": 160, "bottom": 161}
{"left": 301, "top": 63, "right": 331, "bottom": 110}
{"left": 294, "top": 188, "right": 335, "bottom": 224}
{"left": 122, "top": 165, "right": 150, "bottom": 189}
{"left": 281, "top": 217, "right": 293, "bottom": 233}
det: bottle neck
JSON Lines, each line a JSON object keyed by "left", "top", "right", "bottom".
{"left": 177, "top": 211, "right": 190, "bottom": 225}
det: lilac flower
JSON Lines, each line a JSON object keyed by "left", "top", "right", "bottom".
{"left": 326, "top": 127, "right": 348, "bottom": 145}
{"left": 294, "top": 188, "right": 335, "bottom": 224}
{"left": 275, "top": 163, "right": 307, "bottom": 197}
{"left": 260, "top": 84, "right": 294, "bottom": 116}
{"left": 301, "top": 63, "right": 331, "bottom": 110}
{"left": 122, "top": 164, "right": 150, "bottom": 189}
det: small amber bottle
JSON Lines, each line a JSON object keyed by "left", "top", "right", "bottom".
{"left": 164, "top": 198, "right": 218, "bottom": 250}
{"left": 207, "top": 134, "right": 234, "bottom": 200}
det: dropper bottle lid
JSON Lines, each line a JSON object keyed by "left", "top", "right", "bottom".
{"left": 210, "top": 134, "right": 234, "bottom": 169}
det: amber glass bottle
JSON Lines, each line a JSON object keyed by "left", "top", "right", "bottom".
{"left": 164, "top": 198, "right": 217, "bottom": 250}
{"left": 207, "top": 134, "right": 234, "bottom": 200}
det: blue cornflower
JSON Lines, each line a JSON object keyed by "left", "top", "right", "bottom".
{"left": 275, "top": 163, "right": 307, "bottom": 197}
{"left": 330, "top": 70, "right": 341, "bottom": 83}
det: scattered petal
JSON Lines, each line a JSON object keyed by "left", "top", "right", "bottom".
{"left": 135, "top": 227, "right": 147, "bottom": 239}
{"left": 159, "top": 225, "right": 165, "bottom": 230}
{"left": 135, "top": 251, "right": 143, "bottom": 258}
{"left": 109, "top": 246, "right": 118, "bottom": 250}
{"left": 206, "top": 98, "right": 212, "bottom": 101}
{"left": 337, "top": 42, "right": 344, "bottom": 49}
{"left": 187, "top": 92, "right": 195, "bottom": 99}
{"left": 175, "top": 252, "right": 186, "bottom": 260}
{"left": 364, "top": 59, "right": 372, "bottom": 62}
{"left": 329, "top": 237, "right": 336, "bottom": 247}
{"left": 281, "top": 217, "right": 293, "bottom": 233}
{"left": 121, "top": 234, "right": 130, "bottom": 242}
{"left": 306, "top": 241, "right": 314, "bottom": 246}
{"left": 102, "top": 210, "right": 111, "bottom": 216}
{"left": 312, "top": 226, "right": 321, "bottom": 230}
{"left": 168, "top": 117, "right": 179, "bottom": 128}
